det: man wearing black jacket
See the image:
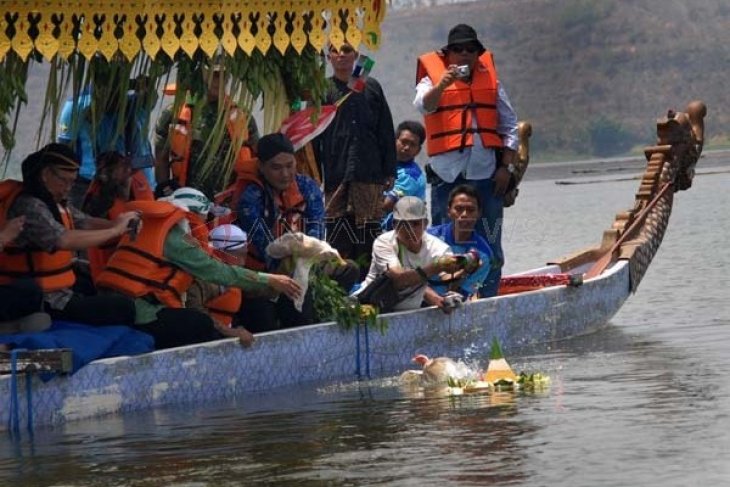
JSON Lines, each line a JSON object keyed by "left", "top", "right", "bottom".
{"left": 315, "top": 42, "right": 397, "bottom": 277}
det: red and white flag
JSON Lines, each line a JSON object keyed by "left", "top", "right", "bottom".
{"left": 279, "top": 105, "right": 338, "bottom": 151}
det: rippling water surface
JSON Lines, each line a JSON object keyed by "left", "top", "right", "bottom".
{"left": 2, "top": 162, "right": 729, "bottom": 487}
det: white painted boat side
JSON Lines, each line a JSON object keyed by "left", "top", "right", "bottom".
{"left": 0, "top": 261, "right": 630, "bottom": 430}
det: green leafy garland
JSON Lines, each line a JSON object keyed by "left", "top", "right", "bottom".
{"left": 310, "top": 267, "right": 388, "bottom": 334}
{"left": 1, "top": 46, "right": 328, "bottom": 183}
{"left": 0, "top": 52, "right": 29, "bottom": 167}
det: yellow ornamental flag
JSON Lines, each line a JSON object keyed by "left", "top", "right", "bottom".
{"left": 0, "top": 0, "right": 387, "bottom": 62}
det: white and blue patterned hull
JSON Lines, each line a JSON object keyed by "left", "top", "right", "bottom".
{"left": 0, "top": 261, "right": 630, "bottom": 430}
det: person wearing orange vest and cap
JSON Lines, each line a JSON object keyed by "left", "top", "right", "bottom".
{"left": 0, "top": 143, "right": 140, "bottom": 326}
{"left": 414, "top": 24, "right": 519, "bottom": 298}
{"left": 95, "top": 187, "right": 300, "bottom": 349}
{"left": 82, "top": 151, "right": 155, "bottom": 281}
{"left": 153, "top": 63, "right": 259, "bottom": 199}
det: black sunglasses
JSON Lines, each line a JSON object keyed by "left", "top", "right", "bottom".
{"left": 449, "top": 45, "right": 479, "bottom": 54}
{"left": 330, "top": 44, "right": 355, "bottom": 55}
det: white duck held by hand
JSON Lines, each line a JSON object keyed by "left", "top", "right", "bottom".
{"left": 265, "top": 232, "right": 343, "bottom": 311}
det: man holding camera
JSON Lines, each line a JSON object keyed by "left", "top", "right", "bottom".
{"left": 414, "top": 24, "right": 519, "bottom": 297}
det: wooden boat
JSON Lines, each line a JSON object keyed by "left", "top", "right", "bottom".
{"left": 0, "top": 101, "right": 706, "bottom": 431}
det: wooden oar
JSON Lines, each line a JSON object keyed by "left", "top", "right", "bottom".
{"left": 585, "top": 182, "right": 673, "bottom": 279}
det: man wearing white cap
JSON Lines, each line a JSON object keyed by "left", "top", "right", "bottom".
{"left": 185, "top": 223, "right": 254, "bottom": 346}
{"left": 358, "top": 196, "right": 469, "bottom": 311}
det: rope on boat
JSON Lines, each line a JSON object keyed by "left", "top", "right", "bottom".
{"left": 364, "top": 325, "right": 371, "bottom": 379}
{"left": 355, "top": 325, "right": 361, "bottom": 378}
{"left": 354, "top": 324, "right": 372, "bottom": 380}
{"left": 7, "top": 348, "right": 34, "bottom": 436}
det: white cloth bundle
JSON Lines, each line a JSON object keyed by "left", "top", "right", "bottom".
{"left": 265, "top": 233, "right": 343, "bottom": 311}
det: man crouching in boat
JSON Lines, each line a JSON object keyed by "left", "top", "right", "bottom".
{"left": 357, "top": 196, "right": 470, "bottom": 312}
{"left": 186, "top": 223, "right": 254, "bottom": 345}
{"left": 427, "top": 184, "right": 495, "bottom": 299}
{"left": 95, "top": 187, "right": 301, "bottom": 349}
{"left": 235, "top": 133, "right": 359, "bottom": 331}
{"left": 0, "top": 144, "right": 139, "bottom": 326}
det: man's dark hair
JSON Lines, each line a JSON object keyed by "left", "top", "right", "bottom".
{"left": 396, "top": 120, "right": 426, "bottom": 146}
{"left": 447, "top": 184, "right": 481, "bottom": 211}
{"left": 257, "top": 133, "right": 295, "bottom": 163}
{"left": 83, "top": 152, "right": 130, "bottom": 217}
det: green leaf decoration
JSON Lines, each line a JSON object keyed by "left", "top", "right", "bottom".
{"left": 489, "top": 336, "right": 505, "bottom": 360}
{"left": 310, "top": 265, "right": 388, "bottom": 334}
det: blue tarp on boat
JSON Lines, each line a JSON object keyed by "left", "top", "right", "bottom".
{"left": 0, "top": 321, "right": 154, "bottom": 376}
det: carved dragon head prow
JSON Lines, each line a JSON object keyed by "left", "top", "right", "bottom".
{"left": 655, "top": 100, "right": 706, "bottom": 191}
{"left": 618, "top": 100, "right": 707, "bottom": 290}
{"left": 555, "top": 101, "right": 707, "bottom": 288}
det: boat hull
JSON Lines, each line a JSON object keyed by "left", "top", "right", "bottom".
{"left": 0, "top": 261, "right": 630, "bottom": 430}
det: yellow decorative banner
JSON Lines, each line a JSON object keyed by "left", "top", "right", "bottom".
{"left": 0, "top": 0, "right": 386, "bottom": 62}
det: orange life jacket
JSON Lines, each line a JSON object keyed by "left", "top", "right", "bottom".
{"left": 416, "top": 51, "right": 502, "bottom": 156}
{"left": 168, "top": 100, "right": 254, "bottom": 187}
{"left": 0, "top": 180, "right": 76, "bottom": 292}
{"left": 211, "top": 156, "right": 260, "bottom": 226}
{"left": 95, "top": 200, "right": 196, "bottom": 308}
{"left": 204, "top": 287, "right": 242, "bottom": 327}
{"left": 87, "top": 171, "right": 155, "bottom": 282}
{"left": 237, "top": 174, "right": 306, "bottom": 271}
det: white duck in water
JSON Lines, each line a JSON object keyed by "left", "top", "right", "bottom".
{"left": 411, "top": 354, "right": 461, "bottom": 383}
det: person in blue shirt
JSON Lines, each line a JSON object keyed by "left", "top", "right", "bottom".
{"left": 236, "top": 134, "right": 326, "bottom": 273}
{"left": 427, "top": 184, "right": 495, "bottom": 299}
{"left": 57, "top": 76, "right": 156, "bottom": 207}
{"left": 236, "top": 134, "right": 358, "bottom": 331}
{"left": 382, "top": 120, "right": 428, "bottom": 231}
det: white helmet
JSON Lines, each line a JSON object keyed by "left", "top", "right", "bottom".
{"left": 160, "top": 187, "right": 212, "bottom": 217}
{"left": 209, "top": 224, "right": 247, "bottom": 251}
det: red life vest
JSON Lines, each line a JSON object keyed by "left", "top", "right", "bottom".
{"left": 236, "top": 174, "right": 306, "bottom": 271}
{"left": 416, "top": 51, "right": 503, "bottom": 156}
{"left": 0, "top": 180, "right": 76, "bottom": 292}
{"left": 95, "top": 200, "right": 196, "bottom": 308}
{"left": 86, "top": 171, "right": 155, "bottom": 282}
{"left": 168, "top": 99, "right": 254, "bottom": 187}
{"left": 211, "top": 156, "right": 261, "bottom": 227}
{"left": 204, "top": 287, "right": 242, "bottom": 327}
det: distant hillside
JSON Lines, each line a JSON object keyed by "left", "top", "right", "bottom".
{"left": 2, "top": 0, "right": 728, "bottom": 174}
{"left": 378, "top": 0, "right": 730, "bottom": 160}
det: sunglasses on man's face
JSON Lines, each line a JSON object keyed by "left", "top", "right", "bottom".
{"left": 449, "top": 45, "right": 479, "bottom": 54}
{"left": 330, "top": 44, "right": 355, "bottom": 55}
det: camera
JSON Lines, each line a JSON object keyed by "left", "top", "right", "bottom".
{"left": 127, "top": 218, "right": 141, "bottom": 241}
{"left": 455, "top": 65, "right": 470, "bottom": 78}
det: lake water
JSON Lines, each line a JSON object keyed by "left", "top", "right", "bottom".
{"left": 2, "top": 156, "right": 729, "bottom": 486}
